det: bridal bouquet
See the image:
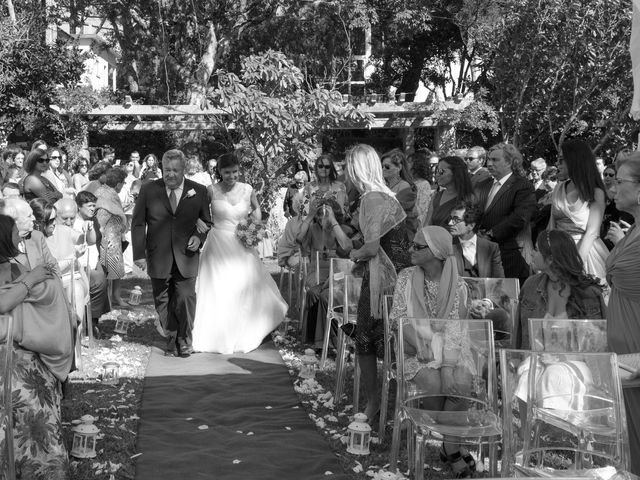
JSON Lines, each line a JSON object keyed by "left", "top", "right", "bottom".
{"left": 236, "top": 217, "right": 266, "bottom": 249}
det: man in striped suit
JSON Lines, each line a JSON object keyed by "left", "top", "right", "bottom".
{"left": 477, "top": 143, "right": 536, "bottom": 285}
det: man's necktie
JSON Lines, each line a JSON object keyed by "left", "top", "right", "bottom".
{"left": 169, "top": 189, "right": 178, "bottom": 213}
{"left": 485, "top": 180, "right": 501, "bottom": 210}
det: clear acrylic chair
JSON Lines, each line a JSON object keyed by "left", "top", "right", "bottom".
{"left": 389, "top": 317, "right": 501, "bottom": 478}
{"left": 529, "top": 318, "right": 608, "bottom": 353}
{"left": 333, "top": 272, "right": 363, "bottom": 407}
{"left": 379, "top": 294, "right": 395, "bottom": 434}
{"left": 500, "top": 349, "right": 630, "bottom": 477}
{"left": 462, "top": 277, "right": 520, "bottom": 349}
{"left": 319, "top": 257, "right": 356, "bottom": 369}
{"left": 0, "top": 314, "right": 16, "bottom": 478}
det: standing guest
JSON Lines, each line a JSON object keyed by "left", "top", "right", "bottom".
{"left": 1, "top": 146, "right": 24, "bottom": 182}
{"left": 428, "top": 154, "right": 440, "bottom": 185}
{"left": 530, "top": 166, "right": 559, "bottom": 243}
{"left": 2, "top": 182, "right": 21, "bottom": 198}
{"left": 448, "top": 202, "right": 504, "bottom": 278}
{"left": 424, "top": 156, "right": 474, "bottom": 229}
{"left": 549, "top": 139, "right": 609, "bottom": 285}
{"left": 304, "top": 154, "right": 348, "bottom": 213}
{"left": 82, "top": 161, "right": 112, "bottom": 195}
{"left": 185, "top": 156, "right": 211, "bottom": 187}
{"left": 515, "top": 229, "right": 606, "bottom": 350}
{"left": 102, "top": 146, "right": 115, "bottom": 164}
{"left": 206, "top": 158, "right": 219, "bottom": 185}
{"left": 345, "top": 143, "right": 412, "bottom": 423}
{"left": 95, "top": 167, "right": 128, "bottom": 307}
{"left": 464, "top": 146, "right": 491, "bottom": 189}
{"left": 283, "top": 171, "right": 308, "bottom": 218}
{"left": 44, "top": 148, "right": 72, "bottom": 193}
{"left": 0, "top": 214, "right": 73, "bottom": 480}
{"left": 409, "top": 150, "right": 434, "bottom": 226}
{"left": 477, "top": 143, "right": 536, "bottom": 284}
{"left": 4, "top": 165, "right": 23, "bottom": 185}
{"left": 129, "top": 150, "right": 141, "bottom": 177}
{"left": 381, "top": 148, "right": 418, "bottom": 236}
{"left": 140, "top": 153, "right": 162, "bottom": 183}
{"left": 605, "top": 152, "right": 640, "bottom": 475}
{"left": 72, "top": 159, "right": 90, "bottom": 191}
{"left": 22, "top": 149, "right": 63, "bottom": 203}
{"left": 601, "top": 163, "right": 634, "bottom": 250}
{"left": 118, "top": 157, "right": 138, "bottom": 208}
{"left": 529, "top": 157, "right": 547, "bottom": 200}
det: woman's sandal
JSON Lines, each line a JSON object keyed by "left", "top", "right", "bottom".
{"left": 439, "top": 446, "right": 476, "bottom": 479}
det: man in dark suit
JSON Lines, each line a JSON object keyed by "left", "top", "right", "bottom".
{"left": 132, "top": 149, "right": 212, "bottom": 357}
{"left": 448, "top": 202, "right": 504, "bottom": 278}
{"left": 464, "top": 146, "right": 492, "bottom": 189}
{"left": 477, "top": 143, "right": 536, "bottom": 284}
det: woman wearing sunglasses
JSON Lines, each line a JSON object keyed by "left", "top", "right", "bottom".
{"left": 303, "top": 154, "right": 347, "bottom": 214}
{"left": 43, "top": 148, "right": 72, "bottom": 193}
{"left": 21, "top": 149, "right": 63, "bottom": 203}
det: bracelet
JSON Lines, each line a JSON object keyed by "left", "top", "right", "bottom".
{"left": 18, "top": 280, "right": 32, "bottom": 294}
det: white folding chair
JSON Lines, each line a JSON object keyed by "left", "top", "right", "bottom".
{"left": 379, "top": 294, "right": 395, "bottom": 434}
{"left": 1, "top": 314, "right": 16, "bottom": 479}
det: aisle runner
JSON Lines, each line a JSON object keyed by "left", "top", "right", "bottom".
{"left": 135, "top": 341, "right": 348, "bottom": 480}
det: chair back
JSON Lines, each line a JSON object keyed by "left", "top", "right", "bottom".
{"left": 327, "top": 258, "right": 356, "bottom": 325}
{"left": 0, "top": 315, "right": 15, "bottom": 478}
{"left": 499, "top": 349, "right": 630, "bottom": 476}
{"left": 396, "top": 317, "right": 500, "bottom": 437}
{"left": 462, "top": 277, "right": 519, "bottom": 349}
{"left": 529, "top": 318, "right": 608, "bottom": 353}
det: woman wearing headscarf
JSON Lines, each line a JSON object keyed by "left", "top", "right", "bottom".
{"left": 389, "top": 225, "right": 474, "bottom": 477}
{"left": 345, "top": 144, "right": 412, "bottom": 424}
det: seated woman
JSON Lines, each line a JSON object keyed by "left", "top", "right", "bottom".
{"left": 381, "top": 148, "right": 418, "bottom": 236}
{"left": 0, "top": 214, "right": 74, "bottom": 479}
{"left": 515, "top": 229, "right": 606, "bottom": 350}
{"left": 390, "top": 225, "right": 475, "bottom": 478}
{"left": 303, "top": 154, "right": 348, "bottom": 214}
{"left": 296, "top": 199, "right": 354, "bottom": 345}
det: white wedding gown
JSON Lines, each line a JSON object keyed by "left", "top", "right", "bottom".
{"left": 192, "top": 182, "right": 288, "bottom": 353}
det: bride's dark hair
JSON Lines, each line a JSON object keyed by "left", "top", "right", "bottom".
{"left": 217, "top": 152, "right": 240, "bottom": 171}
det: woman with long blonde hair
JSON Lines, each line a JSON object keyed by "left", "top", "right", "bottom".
{"left": 345, "top": 144, "right": 412, "bottom": 423}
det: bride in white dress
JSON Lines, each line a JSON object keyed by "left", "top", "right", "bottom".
{"left": 192, "top": 153, "right": 288, "bottom": 353}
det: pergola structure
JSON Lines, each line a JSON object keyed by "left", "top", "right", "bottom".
{"left": 57, "top": 97, "right": 470, "bottom": 152}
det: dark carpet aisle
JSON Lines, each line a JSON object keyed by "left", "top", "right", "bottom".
{"left": 134, "top": 340, "right": 348, "bottom": 480}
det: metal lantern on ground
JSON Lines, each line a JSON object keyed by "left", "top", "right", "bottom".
{"left": 114, "top": 313, "right": 130, "bottom": 335}
{"left": 129, "top": 285, "right": 143, "bottom": 305}
{"left": 299, "top": 348, "right": 318, "bottom": 379}
{"left": 102, "top": 362, "right": 120, "bottom": 385}
{"left": 347, "top": 413, "right": 371, "bottom": 455}
{"left": 71, "top": 415, "right": 99, "bottom": 458}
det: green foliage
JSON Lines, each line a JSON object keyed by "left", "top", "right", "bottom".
{"left": 486, "top": 0, "right": 633, "bottom": 157}
{"left": 210, "top": 50, "right": 373, "bottom": 209}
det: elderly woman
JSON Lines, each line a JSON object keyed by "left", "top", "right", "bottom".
{"left": 389, "top": 225, "right": 473, "bottom": 477}
{"left": 605, "top": 152, "right": 640, "bottom": 474}
{"left": 515, "top": 229, "right": 606, "bottom": 350}
{"left": 95, "top": 167, "right": 128, "bottom": 306}
{"left": 21, "top": 149, "right": 63, "bottom": 203}
{"left": 0, "top": 214, "right": 74, "bottom": 479}
{"left": 345, "top": 144, "right": 412, "bottom": 423}
{"left": 425, "top": 156, "right": 474, "bottom": 229}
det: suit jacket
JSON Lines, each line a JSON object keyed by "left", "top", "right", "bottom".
{"left": 15, "top": 230, "right": 61, "bottom": 276}
{"left": 132, "top": 178, "right": 212, "bottom": 279}
{"left": 476, "top": 174, "right": 536, "bottom": 251}
{"left": 453, "top": 236, "right": 505, "bottom": 278}
{"left": 470, "top": 167, "right": 492, "bottom": 189}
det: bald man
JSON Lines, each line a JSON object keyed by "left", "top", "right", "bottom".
{"left": 54, "top": 198, "right": 109, "bottom": 335}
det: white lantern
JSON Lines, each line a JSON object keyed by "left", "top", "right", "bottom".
{"left": 299, "top": 348, "right": 318, "bottom": 379}
{"left": 114, "top": 314, "right": 130, "bottom": 335}
{"left": 102, "top": 362, "right": 120, "bottom": 385}
{"left": 347, "top": 412, "right": 371, "bottom": 455}
{"left": 128, "top": 285, "right": 143, "bottom": 305}
{"left": 71, "top": 415, "right": 99, "bottom": 458}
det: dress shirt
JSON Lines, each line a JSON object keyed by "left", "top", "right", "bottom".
{"left": 485, "top": 172, "right": 513, "bottom": 209}
{"left": 459, "top": 234, "right": 477, "bottom": 266}
{"left": 166, "top": 180, "right": 184, "bottom": 208}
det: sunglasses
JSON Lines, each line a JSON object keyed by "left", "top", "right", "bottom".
{"left": 37, "top": 157, "right": 50, "bottom": 163}
{"left": 411, "top": 242, "right": 429, "bottom": 251}
{"left": 317, "top": 164, "right": 332, "bottom": 169}
{"left": 603, "top": 172, "right": 615, "bottom": 178}
{"left": 50, "top": 155, "right": 61, "bottom": 159}
{"left": 435, "top": 168, "right": 449, "bottom": 175}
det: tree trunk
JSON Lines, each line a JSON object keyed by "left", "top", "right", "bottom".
{"left": 7, "top": 0, "right": 16, "bottom": 24}
{"left": 187, "top": 21, "right": 218, "bottom": 107}
{"left": 399, "top": 56, "right": 425, "bottom": 101}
